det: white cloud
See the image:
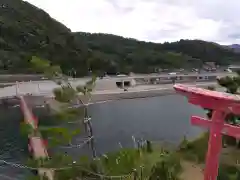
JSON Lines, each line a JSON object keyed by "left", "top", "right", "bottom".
{"left": 24, "top": 0, "right": 240, "bottom": 44}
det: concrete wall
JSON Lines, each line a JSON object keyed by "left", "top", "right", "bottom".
{"left": 80, "top": 83, "right": 216, "bottom": 103}
{"left": 95, "top": 79, "right": 118, "bottom": 91}
{"left": 95, "top": 78, "right": 137, "bottom": 90}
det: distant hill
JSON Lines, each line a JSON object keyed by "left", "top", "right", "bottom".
{"left": 1, "top": 0, "right": 240, "bottom": 76}
{"left": 226, "top": 44, "right": 240, "bottom": 53}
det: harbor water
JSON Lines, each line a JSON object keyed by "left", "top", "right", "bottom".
{"left": 0, "top": 94, "right": 206, "bottom": 179}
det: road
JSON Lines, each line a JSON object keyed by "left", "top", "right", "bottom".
{"left": 93, "top": 81, "right": 218, "bottom": 94}
{"left": 0, "top": 72, "right": 231, "bottom": 99}
{"left": 76, "top": 81, "right": 219, "bottom": 104}
{"left": 0, "top": 72, "right": 234, "bottom": 83}
{"left": 103, "top": 72, "right": 234, "bottom": 79}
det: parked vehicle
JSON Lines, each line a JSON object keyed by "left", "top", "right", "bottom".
{"left": 168, "top": 72, "right": 177, "bottom": 75}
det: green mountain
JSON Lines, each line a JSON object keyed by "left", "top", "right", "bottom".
{"left": 1, "top": 0, "right": 239, "bottom": 76}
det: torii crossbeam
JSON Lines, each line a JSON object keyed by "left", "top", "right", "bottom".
{"left": 174, "top": 84, "right": 240, "bottom": 180}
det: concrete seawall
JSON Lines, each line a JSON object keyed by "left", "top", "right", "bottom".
{"left": 22, "top": 82, "right": 218, "bottom": 108}
{"left": 80, "top": 83, "right": 217, "bottom": 103}
{"left": 85, "top": 88, "right": 176, "bottom": 102}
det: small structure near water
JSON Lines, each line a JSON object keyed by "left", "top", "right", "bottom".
{"left": 95, "top": 77, "right": 137, "bottom": 91}
{"left": 94, "top": 72, "right": 224, "bottom": 91}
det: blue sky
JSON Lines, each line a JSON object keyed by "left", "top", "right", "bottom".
{"left": 25, "top": 0, "right": 240, "bottom": 45}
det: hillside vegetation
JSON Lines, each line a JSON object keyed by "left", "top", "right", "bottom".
{"left": 1, "top": 0, "right": 240, "bottom": 76}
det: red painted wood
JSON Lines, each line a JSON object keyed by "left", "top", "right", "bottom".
{"left": 174, "top": 84, "right": 240, "bottom": 114}
{"left": 42, "top": 139, "right": 48, "bottom": 147}
{"left": 223, "top": 124, "right": 240, "bottom": 138}
{"left": 204, "top": 111, "right": 226, "bottom": 180}
{"left": 174, "top": 84, "right": 240, "bottom": 180}
{"left": 174, "top": 84, "right": 240, "bottom": 102}
{"left": 191, "top": 116, "right": 213, "bottom": 127}
{"left": 20, "top": 98, "right": 50, "bottom": 158}
{"left": 33, "top": 116, "right": 38, "bottom": 129}
{"left": 191, "top": 116, "right": 240, "bottom": 138}
{"left": 19, "top": 96, "right": 54, "bottom": 179}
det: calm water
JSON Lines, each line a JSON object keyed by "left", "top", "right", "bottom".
{"left": 0, "top": 107, "right": 30, "bottom": 180}
{"left": 0, "top": 94, "right": 206, "bottom": 179}
{"left": 90, "top": 94, "right": 205, "bottom": 154}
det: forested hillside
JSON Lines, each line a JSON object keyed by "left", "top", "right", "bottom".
{"left": 226, "top": 44, "right": 240, "bottom": 53}
{"left": 1, "top": 0, "right": 240, "bottom": 76}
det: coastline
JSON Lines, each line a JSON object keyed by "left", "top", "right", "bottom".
{"left": 23, "top": 81, "right": 218, "bottom": 111}
{"left": 79, "top": 82, "right": 218, "bottom": 104}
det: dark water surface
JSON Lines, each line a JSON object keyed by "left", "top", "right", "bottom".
{"left": 0, "top": 107, "right": 30, "bottom": 180}
{"left": 0, "top": 94, "right": 206, "bottom": 179}
{"left": 90, "top": 94, "right": 205, "bottom": 154}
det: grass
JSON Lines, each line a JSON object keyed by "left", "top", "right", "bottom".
{"left": 106, "top": 140, "right": 207, "bottom": 179}
{"left": 218, "top": 164, "right": 240, "bottom": 180}
{"left": 177, "top": 132, "right": 240, "bottom": 179}
{"left": 177, "top": 133, "right": 209, "bottom": 163}
{"left": 98, "top": 143, "right": 181, "bottom": 179}
{"left": 221, "top": 147, "right": 240, "bottom": 166}
{"left": 178, "top": 132, "right": 240, "bottom": 166}
{"left": 138, "top": 146, "right": 167, "bottom": 178}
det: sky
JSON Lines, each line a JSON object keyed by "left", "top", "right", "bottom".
{"left": 25, "top": 0, "right": 240, "bottom": 45}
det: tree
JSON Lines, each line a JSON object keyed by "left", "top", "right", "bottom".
{"left": 2, "top": 0, "right": 240, "bottom": 74}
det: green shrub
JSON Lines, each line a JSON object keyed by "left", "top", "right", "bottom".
{"left": 101, "top": 149, "right": 140, "bottom": 175}
{"left": 223, "top": 135, "right": 237, "bottom": 146}
{"left": 148, "top": 153, "right": 181, "bottom": 180}
{"left": 178, "top": 133, "right": 209, "bottom": 163}
{"left": 53, "top": 86, "right": 76, "bottom": 103}
{"left": 218, "top": 164, "right": 240, "bottom": 180}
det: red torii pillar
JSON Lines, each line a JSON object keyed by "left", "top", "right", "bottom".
{"left": 174, "top": 84, "right": 240, "bottom": 180}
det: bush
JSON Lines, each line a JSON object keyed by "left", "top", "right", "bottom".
{"left": 223, "top": 135, "right": 237, "bottom": 146}
{"left": 101, "top": 149, "right": 140, "bottom": 175}
{"left": 218, "top": 164, "right": 240, "bottom": 180}
{"left": 53, "top": 86, "right": 76, "bottom": 102}
{"left": 148, "top": 153, "right": 181, "bottom": 180}
{"left": 178, "top": 133, "right": 209, "bottom": 163}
